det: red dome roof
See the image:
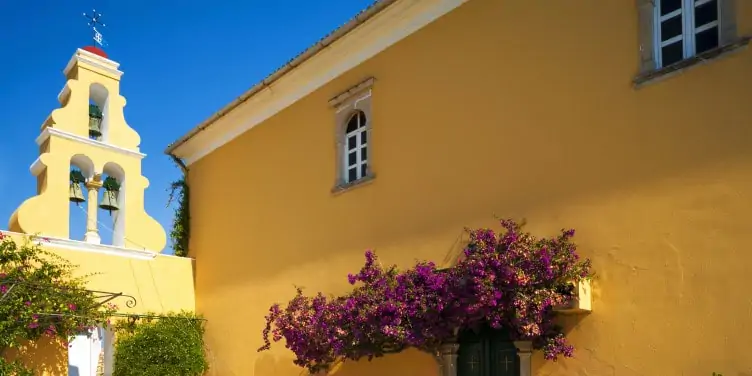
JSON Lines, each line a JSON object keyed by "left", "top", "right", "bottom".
{"left": 82, "top": 46, "right": 109, "bottom": 59}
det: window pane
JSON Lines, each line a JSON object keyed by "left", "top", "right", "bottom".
{"left": 361, "top": 146, "right": 367, "bottom": 160}
{"left": 662, "top": 41, "right": 684, "bottom": 66}
{"left": 661, "top": 0, "right": 682, "bottom": 16}
{"left": 694, "top": 0, "right": 718, "bottom": 27}
{"left": 357, "top": 111, "right": 367, "bottom": 128}
{"left": 348, "top": 151, "right": 357, "bottom": 166}
{"left": 346, "top": 113, "right": 360, "bottom": 133}
{"left": 695, "top": 26, "right": 719, "bottom": 53}
{"left": 360, "top": 163, "right": 368, "bottom": 178}
{"left": 361, "top": 130, "right": 367, "bottom": 144}
{"left": 660, "top": 15, "right": 683, "bottom": 41}
{"left": 348, "top": 135, "right": 357, "bottom": 150}
{"left": 348, "top": 168, "right": 358, "bottom": 182}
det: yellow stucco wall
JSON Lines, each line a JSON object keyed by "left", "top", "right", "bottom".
{"left": 186, "top": 1, "right": 752, "bottom": 375}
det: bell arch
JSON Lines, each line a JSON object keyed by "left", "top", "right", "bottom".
{"left": 69, "top": 154, "right": 95, "bottom": 241}
{"left": 88, "top": 83, "right": 110, "bottom": 142}
{"left": 101, "top": 162, "right": 125, "bottom": 246}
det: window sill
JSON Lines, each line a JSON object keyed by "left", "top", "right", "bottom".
{"left": 331, "top": 174, "right": 376, "bottom": 196}
{"left": 633, "top": 36, "right": 750, "bottom": 88}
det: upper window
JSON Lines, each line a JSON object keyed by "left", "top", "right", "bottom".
{"left": 655, "top": 0, "right": 720, "bottom": 67}
{"left": 636, "top": 0, "right": 740, "bottom": 77}
{"left": 344, "top": 110, "right": 369, "bottom": 183}
{"left": 330, "top": 77, "right": 375, "bottom": 192}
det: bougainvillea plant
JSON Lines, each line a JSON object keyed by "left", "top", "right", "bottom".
{"left": 259, "top": 219, "right": 592, "bottom": 373}
{"left": 0, "top": 232, "right": 115, "bottom": 374}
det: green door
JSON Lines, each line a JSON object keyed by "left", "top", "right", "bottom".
{"left": 457, "top": 326, "right": 519, "bottom": 376}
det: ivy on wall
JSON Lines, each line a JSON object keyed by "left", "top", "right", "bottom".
{"left": 112, "top": 311, "right": 208, "bottom": 376}
{"left": 167, "top": 178, "right": 189, "bottom": 257}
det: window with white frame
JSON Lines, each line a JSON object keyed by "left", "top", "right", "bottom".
{"left": 655, "top": 0, "right": 721, "bottom": 67}
{"left": 330, "top": 77, "right": 374, "bottom": 190}
{"left": 636, "top": 0, "right": 741, "bottom": 77}
{"left": 343, "top": 110, "right": 369, "bottom": 183}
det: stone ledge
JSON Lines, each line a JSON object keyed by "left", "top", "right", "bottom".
{"left": 633, "top": 36, "right": 750, "bottom": 88}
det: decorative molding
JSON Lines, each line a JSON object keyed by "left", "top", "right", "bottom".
{"left": 64, "top": 48, "right": 123, "bottom": 79}
{"left": 33, "top": 235, "right": 156, "bottom": 260}
{"left": 169, "top": 0, "right": 470, "bottom": 165}
{"left": 328, "top": 77, "right": 376, "bottom": 108}
{"left": 35, "top": 127, "right": 145, "bottom": 159}
{"left": 29, "top": 157, "right": 45, "bottom": 176}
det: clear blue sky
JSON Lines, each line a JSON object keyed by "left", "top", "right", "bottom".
{"left": 0, "top": 0, "right": 374, "bottom": 253}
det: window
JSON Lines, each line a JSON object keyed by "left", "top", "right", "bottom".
{"left": 344, "top": 111, "right": 369, "bottom": 183}
{"left": 330, "top": 77, "right": 375, "bottom": 191}
{"left": 655, "top": 0, "right": 720, "bottom": 67}
{"left": 636, "top": 0, "right": 740, "bottom": 76}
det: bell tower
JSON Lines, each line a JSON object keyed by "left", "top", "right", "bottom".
{"left": 8, "top": 46, "right": 167, "bottom": 252}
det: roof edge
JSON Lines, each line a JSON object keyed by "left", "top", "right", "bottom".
{"left": 164, "top": 0, "right": 397, "bottom": 156}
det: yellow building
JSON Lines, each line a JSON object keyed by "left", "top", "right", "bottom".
{"left": 166, "top": 0, "right": 752, "bottom": 375}
{"left": 5, "top": 46, "right": 195, "bottom": 375}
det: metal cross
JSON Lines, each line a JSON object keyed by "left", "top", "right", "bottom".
{"left": 500, "top": 355, "right": 513, "bottom": 371}
{"left": 468, "top": 355, "right": 479, "bottom": 371}
{"left": 83, "top": 10, "right": 107, "bottom": 47}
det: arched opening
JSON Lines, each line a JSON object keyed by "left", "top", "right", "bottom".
{"left": 88, "top": 83, "right": 110, "bottom": 142}
{"left": 100, "top": 162, "right": 125, "bottom": 246}
{"left": 69, "top": 155, "right": 94, "bottom": 241}
{"left": 343, "top": 110, "right": 369, "bottom": 183}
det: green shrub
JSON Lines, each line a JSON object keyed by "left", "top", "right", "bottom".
{"left": 113, "top": 311, "right": 208, "bottom": 376}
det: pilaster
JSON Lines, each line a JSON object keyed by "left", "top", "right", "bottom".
{"left": 514, "top": 341, "right": 533, "bottom": 376}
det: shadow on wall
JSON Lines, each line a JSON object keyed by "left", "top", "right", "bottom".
{"left": 4, "top": 337, "right": 67, "bottom": 375}
{"left": 254, "top": 348, "right": 438, "bottom": 376}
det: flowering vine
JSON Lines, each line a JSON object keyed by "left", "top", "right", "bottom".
{"left": 259, "top": 219, "right": 592, "bottom": 373}
{"left": 0, "top": 232, "right": 115, "bottom": 374}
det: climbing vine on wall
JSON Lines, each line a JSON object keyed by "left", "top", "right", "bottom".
{"left": 167, "top": 178, "right": 189, "bottom": 257}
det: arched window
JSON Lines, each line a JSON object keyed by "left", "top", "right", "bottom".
{"left": 343, "top": 110, "right": 368, "bottom": 183}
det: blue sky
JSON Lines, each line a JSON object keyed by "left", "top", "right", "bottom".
{"left": 0, "top": 0, "right": 374, "bottom": 253}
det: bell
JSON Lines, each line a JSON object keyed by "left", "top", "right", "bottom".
{"left": 89, "top": 116, "right": 102, "bottom": 138}
{"left": 69, "top": 182, "right": 86, "bottom": 203}
{"left": 99, "top": 190, "right": 119, "bottom": 212}
{"left": 89, "top": 104, "right": 103, "bottom": 138}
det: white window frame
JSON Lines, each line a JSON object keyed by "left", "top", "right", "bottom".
{"left": 653, "top": 0, "right": 721, "bottom": 68}
{"left": 329, "top": 77, "right": 375, "bottom": 192}
{"left": 342, "top": 110, "right": 369, "bottom": 184}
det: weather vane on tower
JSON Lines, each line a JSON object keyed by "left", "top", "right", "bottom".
{"left": 83, "top": 10, "right": 107, "bottom": 48}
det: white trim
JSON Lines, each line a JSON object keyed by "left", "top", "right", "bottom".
{"left": 172, "top": 0, "right": 469, "bottom": 165}
{"left": 29, "top": 157, "right": 45, "bottom": 176}
{"left": 0, "top": 230, "right": 156, "bottom": 260}
{"left": 36, "top": 127, "right": 145, "bottom": 159}
{"left": 37, "top": 235, "right": 155, "bottom": 260}
{"left": 64, "top": 48, "right": 123, "bottom": 79}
